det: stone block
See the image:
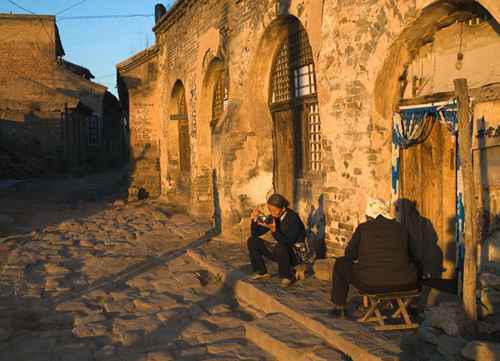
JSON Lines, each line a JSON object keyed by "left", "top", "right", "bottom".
{"left": 73, "top": 322, "right": 108, "bottom": 338}
{"left": 418, "top": 320, "right": 443, "bottom": 345}
{"left": 480, "top": 273, "right": 500, "bottom": 288}
{"left": 462, "top": 341, "right": 500, "bottom": 361}
{"left": 480, "top": 288, "right": 500, "bottom": 318}
{"left": 313, "top": 258, "right": 336, "bottom": 281}
{"left": 74, "top": 313, "right": 106, "bottom": 327}
{"left": 147, "top": 351, "right": 175, "bottom": 361}
{"left": 437, "top": 335, "right": 466, "bottom": 359}
{"left": 485, "top": 230, "right": 500, "bottom": 270}
{"left": 424, "top": 302, "right": 467, "bottom": 336}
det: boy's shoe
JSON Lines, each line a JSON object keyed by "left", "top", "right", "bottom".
{"left": 251, "top": 272, "right": 271, "bottom": 280}
{"left": 280, "top": 278, "right": 293, "bottom": 287}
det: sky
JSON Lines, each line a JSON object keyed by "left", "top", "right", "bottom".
{"left": 0, "top": 0, "right": 175, "bottom": 95}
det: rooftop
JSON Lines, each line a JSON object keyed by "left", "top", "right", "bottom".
{"left": 0, "top": 13, "right": 55, "bottom": 21}
{"left": 116, "top": 45, "right": 159, "bottom": 72}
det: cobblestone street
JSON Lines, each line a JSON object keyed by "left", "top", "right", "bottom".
{"left": 0, "top": 174, "right": 275, "bottom": 361}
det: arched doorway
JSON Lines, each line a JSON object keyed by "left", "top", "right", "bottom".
{"left": 212, "top": 70, "right": 227, "bottom": 130}
{"left": 378, "top": 1, "right": 500, "bottom": 278}
{"left": 268, "top": 18, "right": 322, "bottom": 207}
{"left": 195, "top": 56, "right": 227, "bottom": 226}
{"left": 210, "top": 67, "right": 227, "bottom": 232}
{"left": 168, "top": 80, "right": 191, "bottom": 203}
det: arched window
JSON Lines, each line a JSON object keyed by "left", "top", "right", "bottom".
{"left": 212, "top": 72, "right": 227, "bottom": 124}
{"left": 270, "top": 28, "right": 322, "bottom": 173}
{"left": 170, "top": 83, "right": 190, "bottom": 174}
{"left": 177, "top": 91, "right": 190, "bottom": 174}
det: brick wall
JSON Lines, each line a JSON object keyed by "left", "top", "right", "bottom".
{"left": 0, "top": 14, "right": 115, "bottom": 173}
{"left": 118, "top": 48, "right": 161, "bottom": 200}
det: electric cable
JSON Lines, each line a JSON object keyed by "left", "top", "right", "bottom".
{"left": 6, "top": 0, "right": 35, "bottom": 14}
{"left": 57, "top": 14, "right": 154, "bottom": 21}
{"left": 56, "top": 0, "right": 90, "bottom": 16}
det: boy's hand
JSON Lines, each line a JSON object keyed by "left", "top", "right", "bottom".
{"left": 260, "top": 218, "right": 276, "bottom": 233}
{"left": 251, "top": 208, "right": 261, "bottom": 221}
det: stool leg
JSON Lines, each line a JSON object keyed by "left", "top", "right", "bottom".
{"left": 363, "top": 295, "right": 368, "bottom": 308}
{"left": 359, "top": 297, "right": 378, "bottom": 322}
{"left": 396, "top": 298, "right": 414, "bottom": 326}
{"left": 392, "top": 297, "right": 412, "bottom": 318}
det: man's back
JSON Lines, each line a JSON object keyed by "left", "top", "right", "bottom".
{"left": 355, "top": 216, "right": 417, "bottom": 287}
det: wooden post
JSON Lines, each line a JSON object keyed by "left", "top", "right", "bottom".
{"left": 454, "top": 78, "right": 477, "bottom": 321}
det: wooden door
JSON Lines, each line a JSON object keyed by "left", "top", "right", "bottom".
{"left": 178, "top": 118, "right": 191, "bottom": 197}
{"left": 273, "top": 110, "right": 296, "bottom": 205}
{"left": 400, "top": 121, "right": 457, "bottom": 278}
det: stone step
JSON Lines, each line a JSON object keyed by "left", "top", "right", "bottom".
{"left": 187, "top": 248, "right": 402, "bottom": 361}
{"left": 245, "top": 313, "right": 346, "bottom": 361}
{"left": 312, "top": 258, "right": 336, "bottom": 281}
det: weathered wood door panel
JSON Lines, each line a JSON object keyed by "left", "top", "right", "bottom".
{"left": 273, "top": 110, "right": 296, "bottom": 205}
{"left": 401, "top": 121, "right": 457, "bottom": 278}
{"left": 178, "top": 118, "right": 191, "bottom": 197}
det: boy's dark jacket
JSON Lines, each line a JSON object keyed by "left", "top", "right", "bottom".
{"left": 251, "top": 209, "right": 306, "bottom": 246}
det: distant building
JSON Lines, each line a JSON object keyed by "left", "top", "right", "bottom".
{"left": 0, "top": 13, "right": 125, "bottom": 175}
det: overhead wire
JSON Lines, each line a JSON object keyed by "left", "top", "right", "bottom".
{"left": 57, "top": 14, "right": 154, "bottom": 21}
{"left": 6, "top": 0, "right": 35, "bottom": 14}
{"left": 56, "top": 0, "right": 89, "bottom": 16}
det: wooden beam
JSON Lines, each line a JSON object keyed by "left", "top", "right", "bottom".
{"left": 399, "top": 82, "right": 500, "bottom": 107}
{"left": 170, "top": 114, "right": 188, "bottom": 121}
{"left": 454, "top": 78, "right": 477, "bottom": 321}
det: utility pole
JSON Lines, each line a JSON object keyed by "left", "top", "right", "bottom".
{"left": 454, "top": 78, "right": 477, "bottom": 321}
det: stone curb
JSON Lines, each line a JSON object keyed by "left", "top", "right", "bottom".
{"left": 245, "top": 312, "right": 345, "bottom": 361}
{"left": 187, "top": 248, "right": 402, "bottom": 361}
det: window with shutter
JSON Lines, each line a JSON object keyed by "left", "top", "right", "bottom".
{"left": 270, "top": 28, "right": 322, "bottom": 174}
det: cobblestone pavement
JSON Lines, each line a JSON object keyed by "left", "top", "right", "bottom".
{"left": 0, "top": 193, "right": 275, "bottom": 360}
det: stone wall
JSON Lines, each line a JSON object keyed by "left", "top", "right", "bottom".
{"left": 119, "top": 0, "right": 500, "bottom": 252}
{"left": 117, "top": 47, "right": 162, "bottom": 200}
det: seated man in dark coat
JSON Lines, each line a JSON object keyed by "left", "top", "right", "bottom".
{"left": 330, "top": 197, "right": 418, "bottom": 316}
{"left": 247, "top": 193, "right": 306, "bottom": 287}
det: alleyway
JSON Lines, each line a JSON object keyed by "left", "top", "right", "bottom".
{"left": 0, "top": 173, "right": 276, "bottom": 361}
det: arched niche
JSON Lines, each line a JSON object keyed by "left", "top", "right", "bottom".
{"left": 247, "top": 15, "right": 323, "bottom": 212}
{"left": 194, "top": 58, "right": 227, "bottom": 224}
{"left": 375, "top": 0, "right": 500, "bottom": 278}
{"left": 167, "top": 79, "right": 191, "bottom": 204}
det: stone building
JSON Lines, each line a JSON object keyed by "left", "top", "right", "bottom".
{"left": 117, "top": 0, "right": 500, "bottom": 269}
{"left": 0, "top": 14, "right": 125, "bottom": 175}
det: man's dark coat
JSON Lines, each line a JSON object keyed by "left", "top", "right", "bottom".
{"left": 345, "top": 215, "right": 418, "bottom": 287}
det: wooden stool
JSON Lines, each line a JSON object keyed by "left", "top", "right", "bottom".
{"left": 358, "top": 289, "right": 420, "bottom": 331}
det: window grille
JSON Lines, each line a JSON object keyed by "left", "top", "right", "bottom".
{"left": 270, "top": 27, "right": 322, "bottom": 173}
{"left": 271, "top": 29, "right": 316, "bottom": 105}
{"left": 271, "top": 42, "right": 291, "bottom": 104}
{"left": 212, "top": 73, "right": 226, "bottom": 123}
{"left": 88, "top": 114, "right": 99, "bottom": 145}
{"left": 289, "top": 29, "right": 314, "bottom": 68}
{"left": 308, "top": 103, "right": 322, "bottom": 172}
